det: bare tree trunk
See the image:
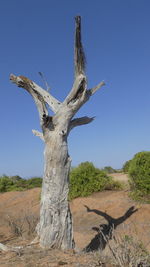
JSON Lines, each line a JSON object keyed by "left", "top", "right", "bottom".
{"left": 39, "top": 133, "right": 74, "bottom": 249}
{"left": 10, "top": 16, "right": 105, "bottom": 249}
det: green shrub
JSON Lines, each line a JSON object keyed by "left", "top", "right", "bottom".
{"left": 129, "top": 151, "right": 150, "bottom": 197}
{"left": 0, "top": 176, "right": 14, "bottom": 192}
{"left": 69, "top": 162, "right": 116, "bottom": 200}
{"left": 123, "top": 160, "right": 132, "bottom": 173}
{"left": 129, "top": 190, "right": 150, "bottom": 204}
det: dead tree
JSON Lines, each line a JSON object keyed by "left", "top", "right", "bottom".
{"left": 10, "top": 16, "right": 105, "bottom": 249}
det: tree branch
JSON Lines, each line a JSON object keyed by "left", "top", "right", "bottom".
{"left": 64, "top": 17, "right": 105, "bottom": 112}
{"left": 69, "top": 116, "right": 95, "bottom": 131}
{"left": 64, "top": 74, "right": 87, "bottom": 105}
{"left": 10, "top": 74, "right": 49, "bottom": 126}
{"left": 10, "top": 74, "right": 61, "bottom": 114}
{"left": 88, "top": 81, "right": 105, "bottom": 96}
{"left": 74, "top": 16, "right": 86, "bottom": 77}
{"left": 38, "top": 72, "right": 51, "bottom": 92}
{"left": 32, "top": 129, "right": 44, "bottom": 141}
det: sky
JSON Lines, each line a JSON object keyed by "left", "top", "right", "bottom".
{"left": 0, "top": 0, "right": 150, "bottom": 178}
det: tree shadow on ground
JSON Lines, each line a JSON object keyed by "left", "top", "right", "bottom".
{"left": 84, "top": 205, "right": 138, "bottom": 252}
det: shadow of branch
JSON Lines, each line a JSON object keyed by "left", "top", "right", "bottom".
{"left": 83, "top": 205, "right": 138, "bottom": 252}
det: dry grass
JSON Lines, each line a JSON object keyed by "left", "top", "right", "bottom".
{"left": 93, "top": 226, "right": 150, "bottom": 267}
{"left": 5, "top": 211, "right": 39, "bottom": 239}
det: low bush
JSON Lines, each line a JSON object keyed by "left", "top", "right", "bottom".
{"left": 69, "top": 162, "right": 122, "bottom": 200}
{"left": 129, "top": 190, "right": 150, "bottom": 204}
{"left": 129, "top": 152, "right": 150, "bottom": 193}
{"left": 0, "top": 176, "right": 14, "bottom": 192}
{"left": 128, "top": 151, "right": 150, "bottom": 202}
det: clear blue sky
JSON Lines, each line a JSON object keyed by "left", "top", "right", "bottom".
{"left": 0, "top": 0, "right": 150, "bottom": 177}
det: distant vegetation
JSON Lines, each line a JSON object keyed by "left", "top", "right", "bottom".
{"left": 0, "top": 175, "right": 42, "bottom": 192}
{"left": 102, "top": 166, "right": 117, "bottom": 174}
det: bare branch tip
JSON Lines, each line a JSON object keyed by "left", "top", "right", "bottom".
{"left": 75, "top": 15, "right": 81, "bottom": 23}
{"left": 10, "top": 73, "right": 16, "bottom": 82}
{"left": 32, "top": 129, "right": 44, "bottom": 141}
{"left": 74, "top": 15, "right": 86, "bottom": 75}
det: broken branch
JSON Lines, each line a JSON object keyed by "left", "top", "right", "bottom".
{"left": 0, "top": 242, "right": 23, "bottom": 253}
{"left": 32, "top": 130, "right": 44, "bottom": 141}
{"left": 10, "top": 74, "right": 61, "bottom": 114}
{"left": 10, "top": 74, "right": 48, "bottom": 125}
{"left": 38, "top": 72, "right": 51, "bottom": 92}
{"left": 69, "top": 116, "right": 95, "bottom": 131}
{"left": 89, "top": 81, "right": 105, "bottom": 95}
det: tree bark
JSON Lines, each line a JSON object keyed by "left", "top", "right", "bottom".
{"left": 39, "top": 133, "right": 74, "bottom": 249}
{"left": 10, "top": 16, "right": 105, "bottom": 249}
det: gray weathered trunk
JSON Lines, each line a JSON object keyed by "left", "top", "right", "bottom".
{"left": 39, "top": 133, "right": 74, "bottom": 249}
{"left": 10, "top": 16, "right": 105, "bottom": 249}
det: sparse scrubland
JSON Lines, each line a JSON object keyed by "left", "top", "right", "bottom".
{"left": 0, "top": 187, "right": 150, "bottom": 267}
{"left": 1, "top": 152, "right": 150, "bottom": 204}
{"left": 0, "top": 153, "right": 150, "bottom": 266}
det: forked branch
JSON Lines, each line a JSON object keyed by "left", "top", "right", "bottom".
{"left": 64, "top": 16, "right": 105, "bottom": 110}
{"left": 10, "top": 16, "right": 106, "bottom": 140}
{"left": 64, "top": 74, "right": 87, "bottom": 105}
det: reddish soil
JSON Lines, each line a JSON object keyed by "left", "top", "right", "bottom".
{"left": 0, "top": 174, "right": 150, "bottom": 266}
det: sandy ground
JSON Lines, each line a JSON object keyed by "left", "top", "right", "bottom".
{"left": 0, "top": 173, "right": 149, "bottom": 266}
